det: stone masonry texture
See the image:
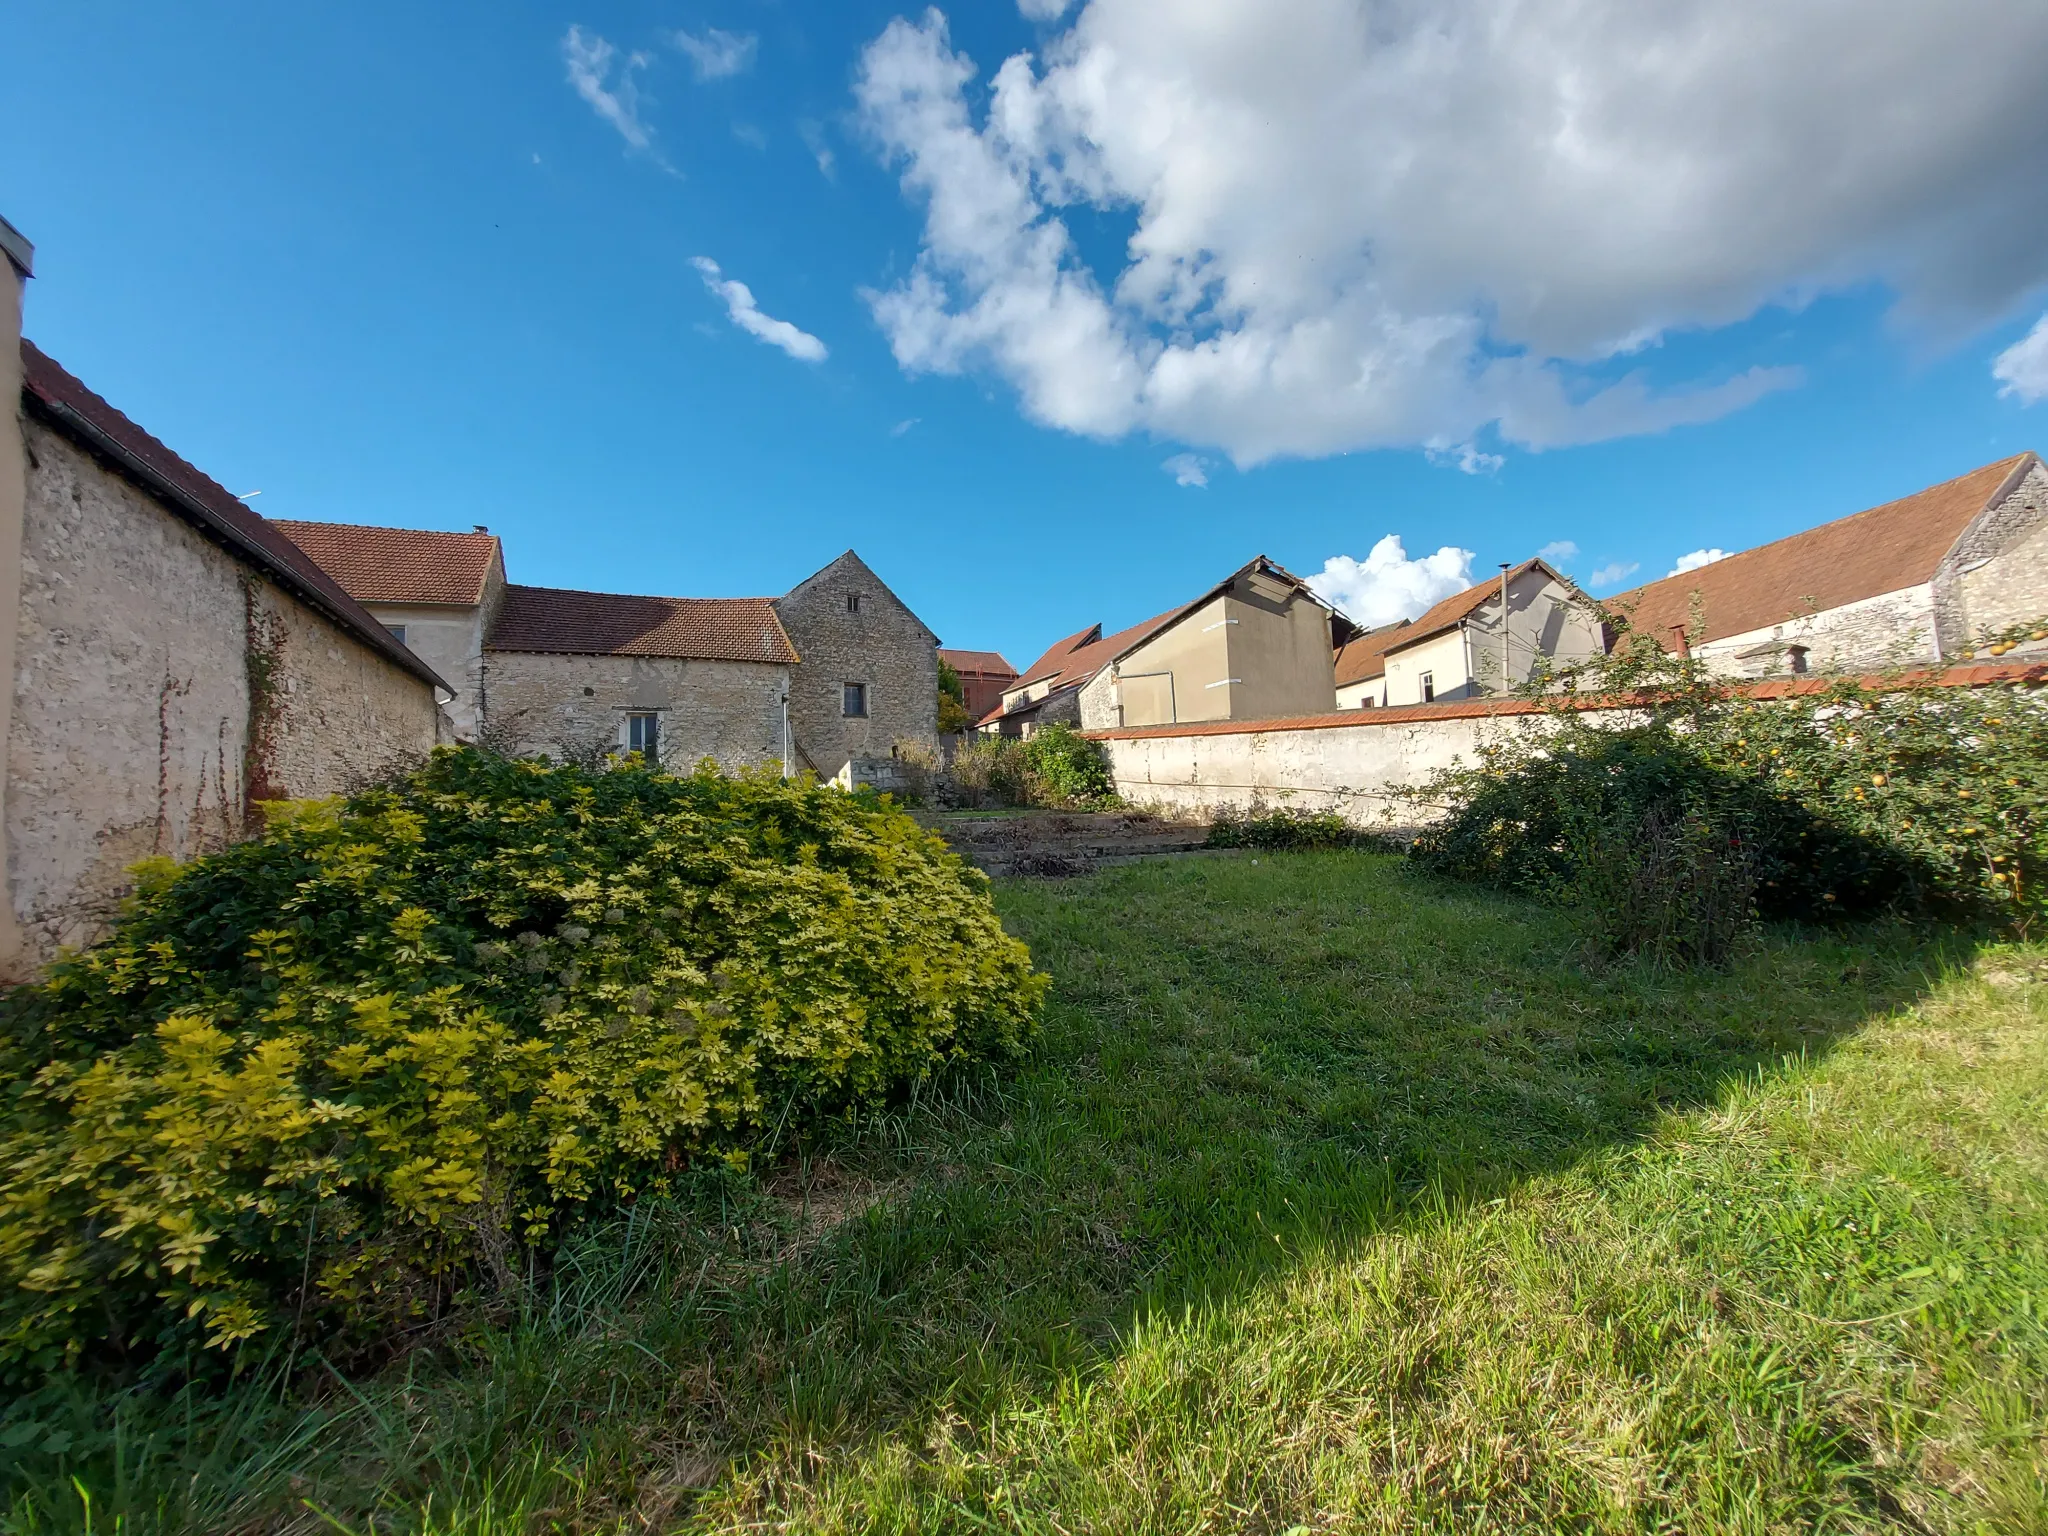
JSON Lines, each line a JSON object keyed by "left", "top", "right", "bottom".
{"left": 10, "top": 421, "right": 439, "bottom": 967}
{"left": 481, "top": 650, "right": 791, "bottom": 772}
{"left": 774, "top": 550, "right": 938, "bottom": 776}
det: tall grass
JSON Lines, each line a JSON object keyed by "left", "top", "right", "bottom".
{"left": 4, "top": 854, "right": 2043, "bottom": 1532}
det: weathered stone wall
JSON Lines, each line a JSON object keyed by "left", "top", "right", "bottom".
{"left": 776, "top": 551, "right": 937, "bottom": 776}
{"left": 9, "top": 421, "right": 438, "bottom": 966}
{"left": 250, "top": 580, "right": 446, "bottom": 802}
{"left": 1098, "top": 707, "right": 1545, "bottom": 826}
{"left": 360, "top": 602, "right": 483, "bottom": 738}
{"left": 1693, "top": 584, "right": 1938, "bottom": 676}
{"left": 482, "top": 650, "right": 790, "bottom": 772}
{"left": 1944, "top": 460, "right": 2048, "bottom": 646}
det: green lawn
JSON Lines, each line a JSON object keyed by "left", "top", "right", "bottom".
{"left": 5, "top": 853, "right": 2045, "bottom": 1533}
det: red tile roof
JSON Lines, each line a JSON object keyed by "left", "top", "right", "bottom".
{"left": 1615, "top": 454, "right": 2038, "bottom": 650}
{"left": 273, "top": 520, "right": 500, "bottom": 606}
{"left": 1333, "top": 621, "right": 1411, "bottom": 686}
{"left": 1012, "top": 623, "right": 1105, "bottom": 692}
{"left": 17, "top": 341, "right": 448, "bottom": 694}
{"left": 488, "top": 584, "right": 799, "bottom": 663}
{"left": 938, "top": 648, "right": 1017, "bottom": 678}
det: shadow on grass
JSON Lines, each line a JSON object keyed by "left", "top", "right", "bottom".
{"left": 0, "top": 852, "right": 1984, "bottom": 1532}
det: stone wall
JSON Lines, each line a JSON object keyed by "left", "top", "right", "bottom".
{"left": 482, "top": 650, "right": 790, "bottom": 772}
{"left": 8, "top": 421, "right": 439, "bottom": 967}
{"left": 775, "top": 550, "right": 938, "bottom": 776}
{"left": 1693, "top": 584, "right": 1939, "bottom": 676}
{"left": 1943, "top": 459, "right": 2048, "bottom": 647}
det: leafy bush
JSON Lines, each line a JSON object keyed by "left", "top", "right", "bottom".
{"left": 1020, "top": 724, "right": 1115, "bottom": 807}
{"left": 949, "top": 734, "right": 1032, "bottom": 808}
{"left": 0, "top": 750, "right": 1045, "bottom": 1377}
{"left": 1560, "top": 802, "right": 1759, "bottom": 968}
{"left": 1410, "top": 608, "right": 2048, "bottom": 945}
{"left": 1206, "top": 803, "right": 1372, "bottom": 851}
{"left": 937, "top": 659, "right": 972, "bottom": 736}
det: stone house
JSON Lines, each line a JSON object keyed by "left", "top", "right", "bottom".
{"left": 482, "top": 585, "right": 798, "bottom": 771}
{"left": 273, "top": 520, "right": 505, "bottom": 739}
{"left": 1616, "top": 453, "right": 2048, "bottom": 675}
{"left": 1, "top": 227, "right": 447, "bottom": 976}
{"left": 774, "top": 550, "right": 940, "bottom": 777}
{"left": 938, "top": 648, "right": 1017, "bottom": 722}
{"left": 279, "top": 526, "right": 940, "bottom": 780}
{"left": 1377, "top": 559, "right": 1605, "bottom": 706}
{"left": 985, "top": 556, "right": 1359, "bottom": 734}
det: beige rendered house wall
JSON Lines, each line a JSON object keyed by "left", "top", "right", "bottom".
{"left": 1215, "top": 588, "right": 1339, "bottom": 722}
{"left": 483, "top": 651, "right": 790, "bottom": 773}
{"left": 1335, "top": 675, "right": 1388, "bottom": 709}
{"left": 1383, "top": 628, "right": 1469, "bottom": 705}
{"left": 1082, "top": 596, "right": 1231, "bottom": 729}
{"left": 8, "top": 420, "right": 438, "bottom": 971}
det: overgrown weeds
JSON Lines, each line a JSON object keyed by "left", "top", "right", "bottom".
{"left": 1206, "top": 801, "right": 1375, "bottom": 851}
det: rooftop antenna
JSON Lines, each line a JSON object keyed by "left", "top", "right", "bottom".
{"left": 236, "top": 490, "right": 262, "bottom": 501}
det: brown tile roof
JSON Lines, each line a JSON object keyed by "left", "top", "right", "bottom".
{"left": 1383, "top": 558, "right": 1564, "bottom": 656}
{"left": 938, "top": 648, "right": 1017, "bottom": 678}
{"left": 1333, "top": 620, "right": 1411, "bottom": 686}
{"left": 1617, "top": 454, "right": 2038, "bottom": 650}
{"left": 1012, "top": 623, "right": 1105, "bottom": 692}
{"left": 488, "top": 584, "right": 799, "bottom": 663}
{"left": 273, "top": 520, "right": 500, "bottom": 606}
{"left": 17, "top": 340, "right": 448, "bottom": 694}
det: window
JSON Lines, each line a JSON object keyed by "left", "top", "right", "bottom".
{"left": 1419, "top": 672, "right": 1435, "bottom": 703}
{"left": 1787, "top": 645, "right": 1810, "bottom": 675}
{"left": 846, "top": 593, "right": 863, "bottom": 614}
{"left": 623, "top": 712, "right": 660, "bottom": 762}
{"left": 384, "top": 624, "right": 406, "bottom": 645}
{"left": 842, "top": 682, "right": 869, "bottom": 717}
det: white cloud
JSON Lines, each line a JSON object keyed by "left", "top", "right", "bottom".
{"left": 1591, "top": 561, "right": 1642, "bottom": 589}
{"left": 1019, "top": 0, "right": 1075, "bottom": 18}
{"left": 1537, "top": 540, "right": 1579, "bottom": 567}
{"left": 854, "top": 4, "right": 2048, "bottom": 466}
{"left": 799, "top": 120, "right": 837, "bottom": 180}
{"left": 672, "top": 27, "right": 757, "bottom": 80}
{"left": 1669, "top": 547, "right": 1732, "bottom": 577}
{"left": 1162, "top": 452, "right": 1208, "bottom": 487}
{"left": 562, "top": 26, "right": 656, "bottom": 152}
{"left": 732, "top": 122, "right": 768, "bottom": 151}
{"left": 691, "top": 258, "right": 829, "bottom": 363}
{"left": 1994, "top": 312, "right": 2048, "bottom": 404}
{"left": 1308, "top": 536, "right": 1474, "bottom": 628}
{"left": 891, "top": 417, "right": 921, "bottom": 436}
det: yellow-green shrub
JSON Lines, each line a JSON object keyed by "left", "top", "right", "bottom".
{"left": 0, "top": 750, "right": 1045, "bottom": 1377}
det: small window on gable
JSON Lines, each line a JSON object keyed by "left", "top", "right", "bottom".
{"left": 384, "top": 624, "right": 406, "bottom": 645}
{"left": 623, "top": 712, "right": 660, "bottom": 763}
{"left": 846, "top": 593, "right": 863, "bottom": 614}
{"left": 1419, "top": 671, "right": 1436, "bottom": 703}
{"left": 842, "top": 682, "right": 869, "bottom": 718}
{"left": 1787, "top": 645, "right": 1810, "bottom": 675}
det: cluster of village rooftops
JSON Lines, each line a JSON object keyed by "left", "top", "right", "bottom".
{"left": 1, "top": 211, "right": 2045, "bottom": 974}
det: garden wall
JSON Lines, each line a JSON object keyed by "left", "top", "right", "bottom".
{"left": 1086, "top": 663, "right": 2045, "bottom": 826}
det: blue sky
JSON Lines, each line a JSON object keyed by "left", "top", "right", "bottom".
{"left": 10, "top": 1, "right": 2048, "bottom": 668}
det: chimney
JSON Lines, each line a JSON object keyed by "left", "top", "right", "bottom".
{"left": 1668, "top": 623, "right": 1691, "bottom": 658}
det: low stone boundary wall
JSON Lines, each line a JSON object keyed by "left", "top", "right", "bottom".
{"left": 1084, "top": 662, "right": 2044, "bottom": 827}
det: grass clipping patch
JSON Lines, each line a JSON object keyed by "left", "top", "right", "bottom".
{"left": 0, "top": 749, "right": 1045, "bottom": 1376}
